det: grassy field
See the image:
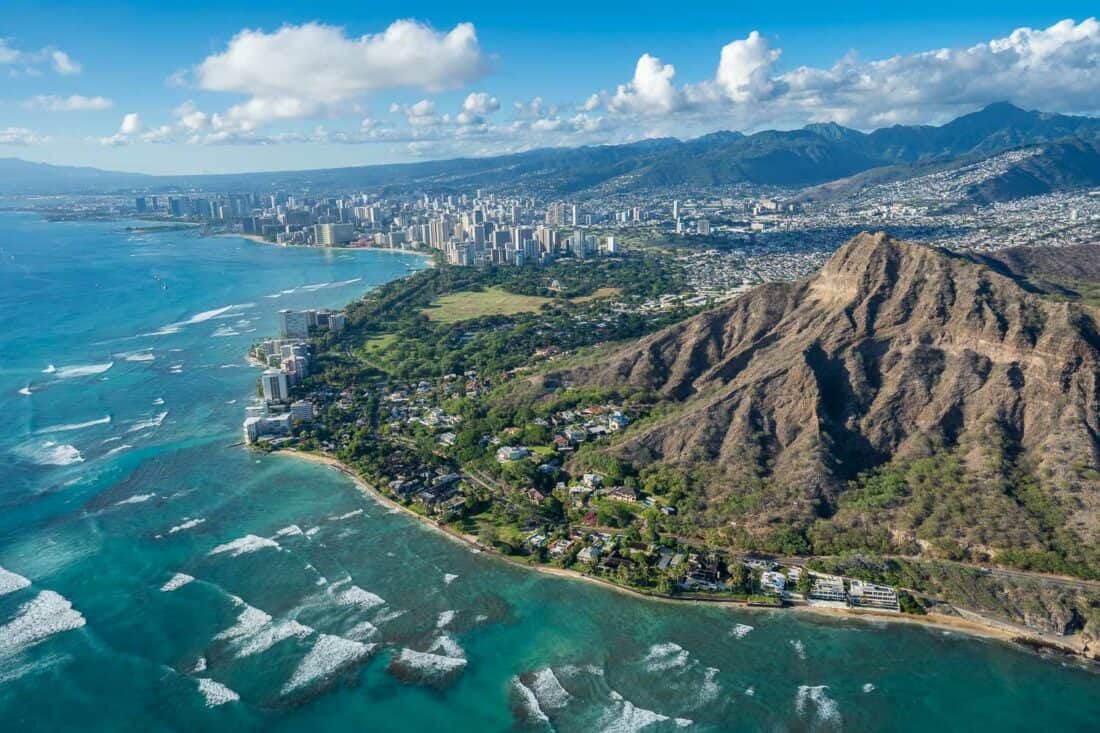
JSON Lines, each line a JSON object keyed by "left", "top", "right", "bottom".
{"left": 423, "top": 287, "right": 553, "bottom": 322}
{"left": 424, "top": 286, "right": 624, "bottom": 323}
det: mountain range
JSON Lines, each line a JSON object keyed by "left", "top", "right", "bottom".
{"left": 3, "top": 102, "right": 1099, "bottom": 200}
{"left": 538, "top": 233, "right": 1100, "bottom": 569}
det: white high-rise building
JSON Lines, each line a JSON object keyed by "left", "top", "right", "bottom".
{"left": 261, "top": 368, "right": 289, "bottom": 403}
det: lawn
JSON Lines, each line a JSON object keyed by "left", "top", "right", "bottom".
{"left": 423, "top": 286, "right": 624, "bottom": 323}
{"left": 423, "top": 287, "right": 553, "bottom": 322}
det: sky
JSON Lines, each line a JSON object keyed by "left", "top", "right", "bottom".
{"left": 2, "top": 1, "right": 1099, "bottom": 174}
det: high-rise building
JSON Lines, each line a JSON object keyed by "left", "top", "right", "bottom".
{"left": 313, "top": 222, "right": 356, "bottom": 245}
{"left": 261, "top": 369, "right": 289, "bottom": 403}
{"left": 278, "top": 309, "right": 311, "bottom": 339}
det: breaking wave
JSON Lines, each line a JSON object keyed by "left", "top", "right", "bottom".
{"left": 0, "top": 566, "right": 31, "bottom": 597}
{"left": 160, "top": 573, "right": 194, "bottom": 592}
{"left": 196, "top": 677, "right": 239, "bottom": 707}
{"left": 731, "top": 623, "right": 754, "bottom": 639}
{"left": 282, "top": 634, "right": 374, "bottom": 694}
{"left": 35, "top": 415, "right": 111, "bottom": 434}
{"left": 54, "top": 362, "right": 113, "bottom": 379}
{"left": 0, "top": 590, "right": 86, "bottom": 656}
{"left": 643, "top": 642, "right": 690, "bottom": 672}
{"left": 116, "top": 492, "right": 155, "bottom": 506}
{"left": 15, "top": 440, "right": 84, "bottom": 466}
{"left": 168, "top": 517, "right": 206, "bottom": 534}
{"left": 795, "top": 685, "right": 841, "bottom": 726}
{"left": 208, "top": 534, "right": 280, "bottom": 557}
{"left": 127, "top": 411, "right": 168, "bottom": 433}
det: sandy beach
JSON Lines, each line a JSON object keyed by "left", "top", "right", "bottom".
{"left": 275, "top": 449, "right": 1093, "bottom": 660}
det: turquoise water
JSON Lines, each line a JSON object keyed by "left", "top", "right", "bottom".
{"left": 0, "top": 211, "right": 1097, "bottom": 732}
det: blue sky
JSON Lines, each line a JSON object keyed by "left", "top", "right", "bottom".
{"left": 2, "top": 1, "right": 1099, "bottom": 173}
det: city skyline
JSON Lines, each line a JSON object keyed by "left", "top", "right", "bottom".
{"left": 2, "top": 2, "right": 1099, "bottom": 174}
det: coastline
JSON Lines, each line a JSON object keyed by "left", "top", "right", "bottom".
{"left": 217, "top": 231, "right": 435, "bottom": 263}
{"left": 274, "top": 449, "right": 1092, "bottom": 661}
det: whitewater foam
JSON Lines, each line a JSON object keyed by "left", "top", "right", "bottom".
{"left": 274, "top": 525, "right": 304, "bottom": 538}
{"left": 18, "top": 386, "right": 32, "bottom": 396}
{"left": 443, "top": 573, "right": 459, "bottom": 585}
{"left": 116, "top": 492, "right": 155, "bottom": 506}
{"left": 208, "top": 534, "right": 280, "bottom": 557}
{"left": 196, "top": 678, "right": 239, "bottom": 707}
{"left": 731, "top": 623, "right": 754, "bottom": 639}
{"left": 427, "top": 634, "right": 465, "bottom": 659}
{"left": 16, "top": 440, "right": 84, "bottom": 466}
{"left": 127, "top": 411, "right": 168, "bottom": 433}
{"left": 327, "top": 509, "right": 364, "bottom": 521}
{"left": 862, "top": 682, "right": 876, "bottom": 693}
{"left": 235, "top": 619, "right": 313, "bottom": 658}
{"left": 643, "top": 642, "right": 690, "bottom": 672}
{"left": 215, "top": 600, "right": 272, "bottom": 642}
{"left": 54, "top": 362, "right": 114, "bottom": 379}
{"left": 0, "top": 590, "right": 86, "bottom": 655}
{"left": 790, "top": 639, "right": 807, "bottom": 660}
{"left": 330, "top": 582, "right": 385, "bottom": 610}
{"left": 529, "top": 667, "right": 571, "bottom": 709}
{"left": 160, "top": 573, "right": 194, "bottom": 592}
{"left": 104, "top": 443, "right": 134, "bottom": 457}
{"left": 600, "top": 691, "right": 671, "bottom": 733}
{"left": 436, "top": 610, "right": 456, "bottom": 629}
{"left": 168, "top": 517, "right": 206, "bottom": 534}
{"left": 282, "top": 634, "right": 374, "bottom": 694}
{"left": 795, "top": 685, "right": 841, "bottom": 725}
{"left": 512, "top": 677, "right": 550, "bottom": 723}
{"left": 0, "top": 566, "right": 31, "bottom": 596}
{"left": 36, "top": 415, "right": 112, "bottom": 434}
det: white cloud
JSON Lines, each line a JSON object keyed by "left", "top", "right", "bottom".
{"left": 0, "top": 127, "right": 49, "bottom": 145}
{"left": 51, "top": 50, "right": 81, "bottom": 75}
{"left": 24, "top": 94, "right": 112, "bottom": 111}
{"left": 193, "top": 20, "right": 489, "bottom": 127}
{"left": 0, "top": 39, "right": 82, "bottom": 75}
{"left": 713, "top": 31, "right": 781, "bottom": 103}
{"left": 174, "top": 101, "right": 209, "bottom": 131}
{"left": 585, "top": 17, "right": 1100, "bottom": 134}
{"left": 391, "top": 99, "right": 440, "bottom": 127}
{"left": 457, "top": 91, "right": 499, "bottom": 124}
{"left": 608, "top": 54, "right": 681, "bottom": 115}
{"left": 99, "top": 112, "right": 144, "bottom": 145}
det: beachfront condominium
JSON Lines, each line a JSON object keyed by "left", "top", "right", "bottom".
{"left": 261, "top": 368, "right": 289, "bottom": 403}
{"left": 278, "top": 309, "right": 311, "bottom": 339}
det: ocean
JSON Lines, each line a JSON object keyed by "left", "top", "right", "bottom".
{"left": 0, "top": 210, "right": 1097, "bottom": 732}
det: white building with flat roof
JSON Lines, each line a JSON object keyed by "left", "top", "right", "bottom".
{"left": 261, "top": 368, "right": 289, "bottom": 403}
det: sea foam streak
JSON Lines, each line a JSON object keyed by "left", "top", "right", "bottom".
{"left": 282, "top": 634, "right": 374, "bottom": 694}
{"left": 35, "top": 415, "right": 112, "bottom": 434}
{"left": 127, "top": 411, "right": 168, "bottom": 433}
{"left": 115, "top": 492, "right": 155, "bottom": 506}
{"left": 0, "top": 590, "right": 86, "bottom": 655}
{"left": 208, "top": 534, "right": 280, "bottom": 557}
{"left": 160, "top": 573, "right": 194, "bottom": 592}
{"left": 54, "top": 362, "right": 114, "bottom": 379}
{"left": 0, "top": 566, "right": 31, "bottom": 596}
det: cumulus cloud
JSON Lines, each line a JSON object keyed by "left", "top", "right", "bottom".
{"left": 193, "top": 20, "right": 489, "bottom": 127}
{"left": 713, "top": 31, "right": 781, "bottom": 103}
{"left": 0, "top": 127, "right": 49, "bottom": 145}
{"left": 391, "top": 99, "right": 440, "bottom": 127}
{"left": 591, "top": 18, "right": 1100, "bottom": 131}
{"left": 24, "top": 94, "right": 112, "bottom": 111}
{"left": 99, "top": 112, "right": 144, "bottom": 145}
{"left": 0, "top": 39, "right": 82, "bottom": 75}
{"left": 457, "top": 92, "right": 499, "bottom": 124}
{"left": 608, "top": 54, "right": 681, "bottom": 115}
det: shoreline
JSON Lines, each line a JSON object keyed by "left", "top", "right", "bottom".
{"left": 275, "top": 449, "right": 1092, "bottom": 661}
{"left": 218, "top": 231, "right": 435, "bottom": 263}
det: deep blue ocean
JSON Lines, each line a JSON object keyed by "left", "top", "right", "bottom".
{"left": 0, "top": 210, "right": 1097, "bottom": 732}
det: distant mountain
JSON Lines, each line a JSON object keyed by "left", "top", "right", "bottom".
{"left": 4, "top": 102, "right": 1100, "bottom": 196}
{"left": 0, "top": 158, "right": 149, "bottom": 193}
{"left": 541, "top": 233, "right": 1100, "bottom": 568}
